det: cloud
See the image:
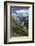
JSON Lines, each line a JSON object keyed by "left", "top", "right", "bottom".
{"left": 12, "top": 13, "right": 20, "bottom": 17}
{"left": 16, "top": 9, "right": 28, "bottom": 14}
{"left": 11, "top": 13, "right": 17, "bottom": 19}
{"left": 11, "top": 13, "right": 19, "bottom": 19}
{"left": 23, "top": 13, "right": 28, "bottom": 16}
{"left": 12, "top": 13, "right": 16, "bottom": 16}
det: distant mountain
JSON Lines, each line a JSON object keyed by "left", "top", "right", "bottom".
{"left": 11, "top": 14, "right": 28, "bottom": 24}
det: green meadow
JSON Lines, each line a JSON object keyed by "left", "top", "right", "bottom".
{"left": 10, "top": 19, "right": 28, "bottom": 37}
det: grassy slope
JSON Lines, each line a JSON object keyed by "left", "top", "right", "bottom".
{"left": 10, "top": 19, "right": 28, "bottom": 37}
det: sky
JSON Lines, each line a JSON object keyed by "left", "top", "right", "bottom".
{"left": 10, "top": 7, "right": 29, "bottom": 18}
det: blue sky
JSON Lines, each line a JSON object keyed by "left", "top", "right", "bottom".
{"left": 10, "top": 7, "right": 29, "bottom": 17}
